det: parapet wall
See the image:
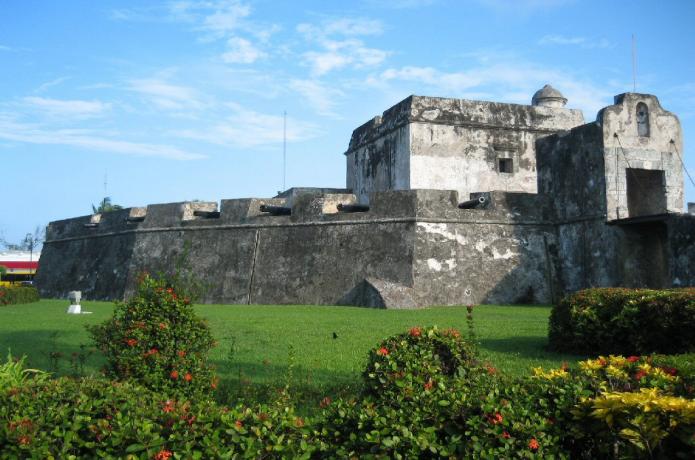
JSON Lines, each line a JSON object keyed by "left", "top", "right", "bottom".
{"left": 36, "top": 189, "right": 559, "bottom": 307}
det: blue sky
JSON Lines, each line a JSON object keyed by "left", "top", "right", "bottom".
{"left": 1, "top": 0, "right": 694, "bottom": 245}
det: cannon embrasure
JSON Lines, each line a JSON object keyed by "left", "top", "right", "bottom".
{"left": 259, "top": 204, "right": 291, "bottom": 216}
{"left": 193, "top": 210, "right": 221, "bottom": 219}
{"left": 458, "top": 195, "right": 487, "bottom": 209}
{"left": 337, "top": 203, "right": 370, "bottom": 213}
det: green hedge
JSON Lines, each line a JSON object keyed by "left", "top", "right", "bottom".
{"left": 2, "top": 328, "right": 694, "bottom": 458}
{"left": 548, "top": 288, "right": 695, "bottom": 355}
{"left": 0, "top": 286, "right": 39, "bottom": 306}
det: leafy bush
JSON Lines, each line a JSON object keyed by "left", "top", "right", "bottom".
{"left": 0, "top": 376, "right": 316, "bottom": 458}
{"left": 0, "top": 286, "right": 39, "bottom": 306}
{"left": 548, "top": 288, "right": 695, "bottom": 355}
{"left": 88, "top": 273, "right": 216, "bottom": 399}
{"left": 362, "top": 326, "right": 478, "bottom": 402}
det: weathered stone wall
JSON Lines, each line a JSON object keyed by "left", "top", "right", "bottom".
{"left": 598, "top": 93, "right": 683, "bottom": 220}
{"left": 346, "top": 95, "right": 584, "bottom": 203}
{"left": 37, "top": 189, "right": 567, "bottom": 307}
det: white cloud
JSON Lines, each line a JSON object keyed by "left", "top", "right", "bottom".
{"left": 289, "top": 79, "right": 344, "bottom": 117}
{"left": 363, "top": 0, "right": 436, "bottom": 8}
{"left": 22, "top": 97, "right": 111, "bottom": 119}
{"left": 128, "top": 78, "right": 206, "bottom": 111}
{"left": 373, "top": 62, "right": 612, "bottom": 116}
{"left": 0, "top": 45, "right": 12, "bottom": 51}
{"left": 198, "top": 1, "right": 251, "bottom": 40}
{"left": 0, "top": 116, "right": 204, "bottom": 160}
{"left": 34, "top": 77, "right": 71, "bottom": 93}
{"left": 176, "top": 103, "right": 320, "bottom": 148}
{"left": 539, "top": 34, "right": 613, "bottom": 49}
{"left": 297, "top": 18, "right": 389, "bottom": 76}
{"left": 221, "top": 37, "right": 266, "bottom": 64}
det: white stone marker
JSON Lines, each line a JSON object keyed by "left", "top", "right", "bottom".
{"left": 67, "top": 290, "right": 82, "bottom": 314}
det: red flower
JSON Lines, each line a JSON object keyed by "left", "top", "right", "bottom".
{"left": 162, "top": 400, "right": 175, "bottom": 413}
{"left": 661, "top": 366, "right": 678, "bottom": 376}
{"left": 502, "top": 431, "right": 511, "bottom": 439}
{"left": 166, "top": 288, "right": 174, "bottom": 294}
{"left": 485, "top": 364, "right": 497, "bottom": 375}
{"left": 184, "top": 373, "right": 192, "bottom": 382}
{"left": 376, "top": 347, "right": 389, "bottom": 356}
{"left": 486, "top": 412, "right": 503, "bottom": 425}
{"left": 528, "top": 437, "right": 540, "bottom": 451}
{"left": 424, "top": 379, "right": 434, "bottom": 391}
{"left": 170, "top": 370, "right": 179, "bottom": 380}
{"left": 634, "top": 370, "right": 647, "bottom": 380}
{"left": 145, "top": 348, "right": 158, "bottom": 357}
{"left": 159, "top": 322, "right": 168, "bottom": 330}
{"left": 627, "top": 356, "right": 640, "bottom": 363}
{"left": 320, "top": 396, "right": 332, "bottom": 408}
{"left": 409, "top": 327, "right": 422, "bottom": 337}
{"left": 18, "top": 435, "right": 30, "bottom": 446}
{"left": 154, "top": 450, "right": 173, "bottom": 460}
{"left": 125, "top": 338, "right": 138, "bottom": 347}
{"left": 598, "top": 358, "right": 607, "bottom": 367}
{"left": 177, "top": 350, "right": 186, "bottom": 357}
{"left": 235, "top": 420, "right": 244, "bottom": 429}
{"left": 211, "top": 378, "right": 219, "bottom": 390}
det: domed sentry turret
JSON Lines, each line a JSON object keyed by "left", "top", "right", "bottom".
{"left": 532, "top": 84, "right": 567, "bottom": 108}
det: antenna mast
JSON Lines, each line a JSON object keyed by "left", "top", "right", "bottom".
{"left": 631, "top": 34, "right": 637, "bottom": 92}
{"left": 282, "top": 110, "right": 287, "bottom": 192}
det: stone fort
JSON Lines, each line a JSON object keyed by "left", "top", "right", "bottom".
{"left": 37, "top": 87, "right": 695, "bottom": 307}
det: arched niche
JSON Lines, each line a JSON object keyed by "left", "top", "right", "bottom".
{"left": 636, "top": 102, "right": 650, "bottom": 137}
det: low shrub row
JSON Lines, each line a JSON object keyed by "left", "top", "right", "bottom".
{"left": 2, "top": 328, "right": 694, "bottom": 458}
{"left": 0, "top": 286, "right": 39, "bottom": 306}
{"left": 549, "top": 287, "right": 695, "bottom": 355}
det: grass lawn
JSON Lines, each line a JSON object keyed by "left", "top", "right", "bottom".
{"left": 0, "top": 299, "right": 584, "bottom": 406}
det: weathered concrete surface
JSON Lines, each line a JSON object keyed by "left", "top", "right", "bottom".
{"left": 346, "top": 94, "right": 584, "bottom": 203}
{"left": 36, "top": 90, "right": 695, "bottom": 307}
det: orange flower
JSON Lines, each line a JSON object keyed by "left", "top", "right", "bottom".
{"left": 320, "top": 396, "right": 332, "bottom": 408}
{"left": 18, "top": 435, "right": 31, "bottom": 446}
{"left": 211, "top": 378, "right": 219, "bottom": 389}
{"left": 166, "top": 288, "right": 174, "bottom": 294}
{"left": 235, "top": 420, "right": 243, "bottom": 429}
{"left": 170, "top": 370, "right": 179, "bottom": 380}
{"left": 154, "top": 450, "right": 173, "bottom": 460}
{"left": 158, "top": 322, "right": 168, "bottom": 330}
{"left": 528, "top": 438, "right": 540, "bottom": 451}
{"left": 294, "top": 417, "right": 305, "bottom": 428}
{"left": 125, "top": 338, "right": 138, "bottom": 347}
{"left": 627, "top": 356, "right": 640, "bottom": 363}
{"left": 145, "top": 348, "right": 158, "bottom": 357}
{"left": 409, "top": 327, "right": 422, "bottom": 337}
{"left": 424, "top": 379, "right": 434, "bottom": 391}
{"left": 487, "top": 412, "right": 503, "bottom": 425}
{"left": 162, "top": 400, "right": 175, "bottom": 413}
{"left": 184, "top": 373, "right": 192, "bottom": 382}
{"left": 485, "top": 364, "right": 497, "bottom": 375}
{"left": 376, "top": 347, "right": 389, "bottom": 356}
{"left": 177, "top": 350, "right": 186, "bottom": 357}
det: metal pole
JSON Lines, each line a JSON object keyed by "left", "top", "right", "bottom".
{"left": 283, "top": 110, "right": 287, "bottom": 192}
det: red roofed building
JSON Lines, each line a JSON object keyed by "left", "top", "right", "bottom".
{"left": 0, "top": 250, "right": 40, "bottom": 286}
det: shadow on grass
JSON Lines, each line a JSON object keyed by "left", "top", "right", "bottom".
{"left": 479, "top": 336, "right": 586, "bottom": 361}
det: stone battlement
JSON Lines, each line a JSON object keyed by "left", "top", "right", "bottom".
{"left": 44, "top": 189, "right": 556, "bottom": 243}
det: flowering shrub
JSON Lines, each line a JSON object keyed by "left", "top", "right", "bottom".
{"left": 0, "top": 376, "right": 316, "bottom": 458}
{"left": 0, "top": 286, "right": 39, "bottom": 306}
{"left": 88, "top": 273, "right": 216, "bottom": 398}
{"left": 549, "top": 288, "right": 695, "bottom": 355}
{"left": 362, "top": 325, "right": 478, "bottom": 402}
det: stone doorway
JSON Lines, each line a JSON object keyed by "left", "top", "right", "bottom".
{"left": 626, "top": 168, "right": 666, "bottom": 217}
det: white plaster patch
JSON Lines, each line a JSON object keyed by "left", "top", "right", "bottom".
{"left": 475, "top": 241, "right": 487, "bottom": 252}
{"left": 421, "top": 109, "right": 441, "bottom": 121}
{"left": 427, "top": 258, "right": 442, "bottom": 271}
{"left": 444, "top": 258, "right": 456, "bottom": 269}
{"left": 417, "top": 223, "right": 467, "bottom": 245}
{"left": 492, "top": 248, "right": 517, "bottom": 260}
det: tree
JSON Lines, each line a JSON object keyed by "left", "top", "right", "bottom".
{"left": 0, "top": 226, "right": 44, "bottom": 259}
{"left": 0, "top": 265, "right": 6, "bottom": 282}
{"left": 92, "top": 197, "right": 123, "bottom": 214}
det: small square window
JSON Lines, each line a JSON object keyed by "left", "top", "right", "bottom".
{"left": 498, "top": 158, "right": 513, "bottom": 174}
